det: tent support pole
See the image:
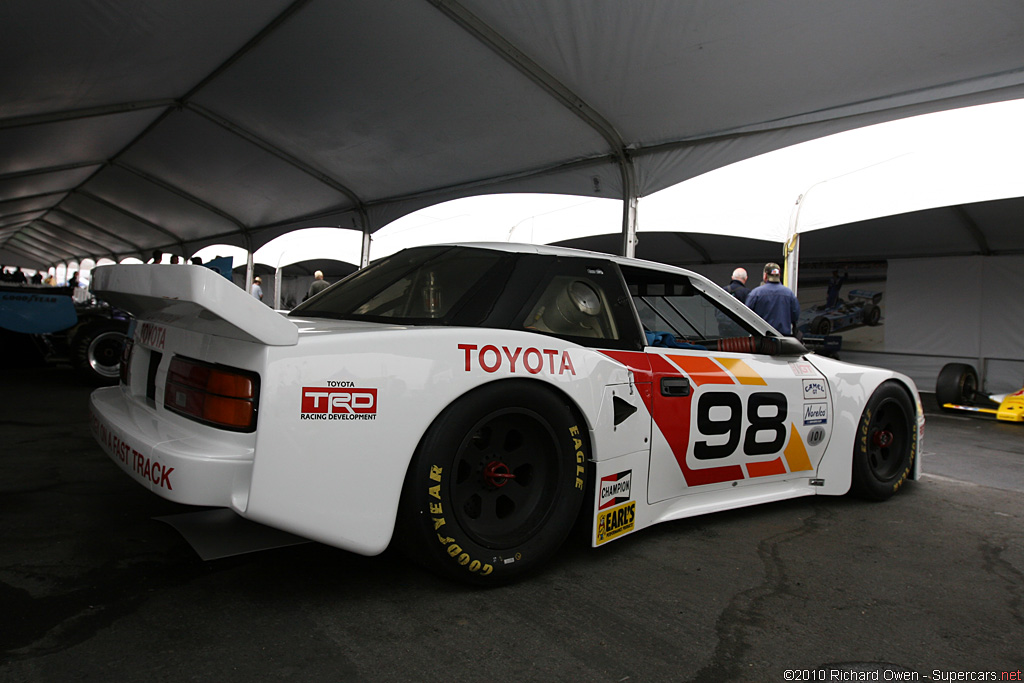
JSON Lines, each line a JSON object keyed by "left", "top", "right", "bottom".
{"left": 245, "top": 252, "right": 254, "bottom": 297}
{"left": 360, "top": 228, "right": 371, "bottom": 269}
{"left": 357, "top": 208, "right": 371, "bottom": 269}
{"left": 784, "top": 192, "right": 807, "bottom": 296}
{"left": 274, "top": 266, "right": 283, "bottom": 310}
{"left": 620, "top": 158, "right": 639, "bottom": 259}
{"left": 784, "top": 232, "right": 800, "bottom": 296}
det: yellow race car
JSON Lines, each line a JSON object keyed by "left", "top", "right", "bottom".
{"left": 936, "top": 363, "right": 1024, "bottom": 422}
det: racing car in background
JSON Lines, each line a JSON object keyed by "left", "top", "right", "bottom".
{"left": 936, "top": 362, "right": 1024, "bottom": 422}
{"left": 0, "top": 283, "right": 130, "bottom": 384}
{"left": 88, "top": 243, "right": 923, "bottom": 584}
{"left": 798, "top": 289, "right": 883, "bottom": 336}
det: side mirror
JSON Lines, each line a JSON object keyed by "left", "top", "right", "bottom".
{"left": 762, "top": 336, "right": 808, "bottom": 356}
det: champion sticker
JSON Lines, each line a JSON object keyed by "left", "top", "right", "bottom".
{"left": 598, "top": 470, "right": 632, "bottom": 510}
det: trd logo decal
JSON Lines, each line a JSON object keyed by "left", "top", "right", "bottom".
{"left": 301, "top": 388, "right": 377, "bottom": 420}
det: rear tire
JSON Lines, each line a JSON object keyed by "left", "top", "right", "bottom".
{"left": 935, "top": 363, "right": 978, "bottom": 408}
{"left": 397, "top": 381, "right": 587, "bottom": 585}
{"left": 850, "top": 382, "right": 917, "bottom": 501}
{"left": 72, "top": 321, "right": 128, "bottom": 385}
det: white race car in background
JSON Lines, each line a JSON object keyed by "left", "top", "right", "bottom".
{"left": 89, "top": 243, "right": 923, "bottom": 584}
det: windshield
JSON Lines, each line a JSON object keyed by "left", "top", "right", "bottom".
{"left": 621, "top": 265, "right": 758, "bottom": 343}
{"left": 289, "top": 246, "right": 508, "bottom": 324}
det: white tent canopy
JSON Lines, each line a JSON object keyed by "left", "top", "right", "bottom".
{"left": 640, "top": 97, "right": 1024, "bottom": 245}
{"left": 369, "top": 193, "right": 623, "bottom": 259}
{"left": 4, "top": 0, "right": 1024, "bottom": 269}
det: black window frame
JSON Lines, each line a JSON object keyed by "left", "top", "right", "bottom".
{"left": 286, "top": 246, "right": 647, "bottom": 351}
{"left": 509, "top": 255, "right": 646, "bottom": 352}
{"left": 620, "top": 264, "right": 760, "bottom": 344}
{"left": 288, "top": 246, "right": 515, "bottom": 327}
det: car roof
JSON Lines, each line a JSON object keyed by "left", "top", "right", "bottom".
{"left": 443, "top": 241, "right": 702, "bottom": 279}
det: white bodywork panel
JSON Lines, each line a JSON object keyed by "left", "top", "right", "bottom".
{"left": 91, "top": 264, "right": 298, "bottom": 346}
{"left": 88, "top": 255, "right": 924, "bottom": 558}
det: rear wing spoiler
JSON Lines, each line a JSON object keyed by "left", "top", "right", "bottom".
{"left": 91, "top": 265, "right": 298, "bottom": 346}
{"left": 847, "top": 289, "right": 882, "bottom": 304}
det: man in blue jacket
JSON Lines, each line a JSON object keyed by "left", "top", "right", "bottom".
{"left": 745, "top": 262, "right": 801, "bottom": 336}
{"left": 724, "top": 267, "right": 750, "bottom": 303}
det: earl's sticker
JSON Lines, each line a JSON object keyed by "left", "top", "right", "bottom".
{"left": 596, "top": 501, "right": 636, "bottom": 546}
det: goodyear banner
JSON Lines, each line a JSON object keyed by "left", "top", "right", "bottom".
{"left": 0, "top": 286, "right": 77, "bottom": 334}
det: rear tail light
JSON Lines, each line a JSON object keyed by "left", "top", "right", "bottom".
{"left": 164, "top": 356, "right": 259, "bottom": 432}
{"left": 119, "top": 338, "right": 134, "bottom": 385}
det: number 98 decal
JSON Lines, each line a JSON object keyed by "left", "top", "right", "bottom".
{"left": 694, "top": 391, "right": 788, "bottom": 460}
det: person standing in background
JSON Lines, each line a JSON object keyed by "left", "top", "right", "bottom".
{"left": 724, "top": 267, "right": 749, "bottom": 303}
{"left": 826, "top": 269, "right": 848, "bottom": 309}
{"left": 250, "top": 276, "right": 264, "bottom": 302}
{"left": 305, "top": 270, "right": 330, "bottom": 300}
{"left": 745, "top": 262, "right": 800, "bottom": 336}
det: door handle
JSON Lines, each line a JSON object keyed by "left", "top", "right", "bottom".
{"left": 660, "top": 377, "right": 690, "bottom": 397}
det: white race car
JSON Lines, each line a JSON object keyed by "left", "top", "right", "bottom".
{"left": 88, "top": 243, "right": 924, "bottom": 584}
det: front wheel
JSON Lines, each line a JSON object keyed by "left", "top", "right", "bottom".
{"left": 811, "top": 316, "right": 831, "bottom": 335}
{"left": 397, "top": 381, "right": 587, "bottom": 585}
{"left": 850, "top": 382, "right": 917, "bottom": 501}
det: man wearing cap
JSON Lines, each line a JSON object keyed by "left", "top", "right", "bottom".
{"left": 745, "top": 262, "right": 801, "bottom": 336}
{"left": 250, "top": 276, "right": 264, "bottom": 301}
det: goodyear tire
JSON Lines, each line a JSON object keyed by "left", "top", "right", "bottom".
{"left": 398, "top": 381, "right": 587, "bottom": 585}
{"left": 811, "top": 316, "right": 831, "bottom": 335}
{"left": 935, "top": 362, "right": 978, "bottom": 408}
{"left": 851, "top": 382, "right": 917, "bottom": 501}
{"left": 72, "top": 321, "right": 128, "bottom": 385}
{"left": 862, "top": 303, "right": 881, "bottom": 326}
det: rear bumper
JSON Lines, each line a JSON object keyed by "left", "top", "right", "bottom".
{"left": 89, "top": 386, "right": 255, "bottom": 510}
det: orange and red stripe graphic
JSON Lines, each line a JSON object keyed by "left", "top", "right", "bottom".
{"left": 599, "top": 350, "right": 813, "bottom": 487}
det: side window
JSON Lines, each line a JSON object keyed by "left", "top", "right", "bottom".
{"left": 523, "top": 276, "right": 614, "bottom": 339}
{"left": 622, "top": 266, "right": 753, "bottom": 343}
{"left": 350, "top": 251, "right": 497, "bottom": 319}
{"left": 517, "top": 258, "right": 644, "bottom": 350}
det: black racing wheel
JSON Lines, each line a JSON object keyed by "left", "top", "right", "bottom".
{"left": 862, "top": 303, "right": 881, "bottom": 325}
{"left": 935, "top": 363, "right": 979, "bottom": 408}
{"left": 850, "top": 382, "right": 917, "bottom": 501}
{"left": 397, "top": 381, "right": 587, "bottom": 585}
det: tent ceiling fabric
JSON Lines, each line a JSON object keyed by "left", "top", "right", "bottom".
{"left": 558, "top": 195, "right": 1024, "bottom": 269}
{"left": 3, "top": 0, "right": 1024, "bottom": 268}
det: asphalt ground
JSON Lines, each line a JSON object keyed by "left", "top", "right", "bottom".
{"left": 1, "top": 366, "right": 1022, "bottom": 682}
